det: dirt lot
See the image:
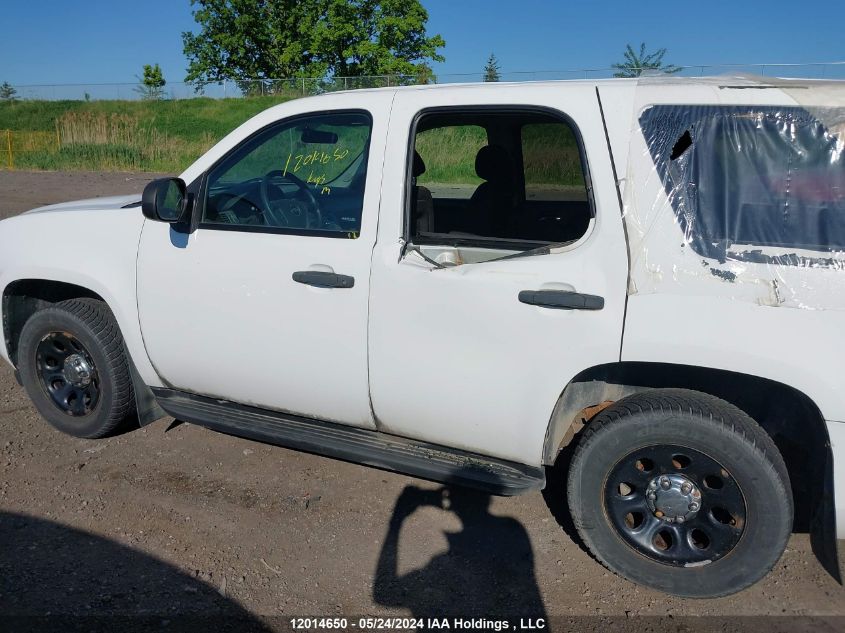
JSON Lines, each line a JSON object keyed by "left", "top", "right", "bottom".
{"left": 1, "top": 171, "right": 845, "bottom": 632}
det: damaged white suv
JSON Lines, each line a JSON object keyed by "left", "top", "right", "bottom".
{"left": 1, "top": 76, "right": 844, "bottom": 597}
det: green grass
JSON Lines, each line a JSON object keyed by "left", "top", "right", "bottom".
{"left": 0, "top": 96, "right": 291, "bottom": 137}
{"left": 416, "top": 122, "right": 585, "bottom": 187}
{"left": 522, "top": 122, "right": 585, "bottom": 187}
{"left": 0, "top": 96, "right": 294, "bottom": 172}
{"left": 0, "top": 98, "right": 586, "bottom": 188}
{"left": 416, "top": 125, "right": 488, "bottom": 185}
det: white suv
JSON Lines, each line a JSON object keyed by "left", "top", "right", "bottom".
{"left": 1, "top": 76, "right": 843, "bottom": 597}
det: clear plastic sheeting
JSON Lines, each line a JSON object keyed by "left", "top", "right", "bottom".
{"left": 622, "top": 75, "right": 845, "bottom": 310}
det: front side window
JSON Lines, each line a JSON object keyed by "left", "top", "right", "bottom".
{"left": 409, "top": 110, "right": 592, "bottom": 252}
{"left": 203, "top": 111, "right": 372, "bottom": 236}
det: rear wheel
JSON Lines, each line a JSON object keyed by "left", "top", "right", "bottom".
{"left": 566, "top": 388, "right": 792, "bottom": 597}
{"left": 18, "top": 298, "right": 136, "bottom": 438}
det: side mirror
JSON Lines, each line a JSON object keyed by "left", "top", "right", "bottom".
{"left": 142, "top": 178, "right": 190, "bottom": 223}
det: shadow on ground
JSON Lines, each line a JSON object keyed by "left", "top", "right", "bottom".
{"left": 0, "top": 511, "right": 270, "bottom": 632}
{"left": 373, "top": 470, "right": 548, "bottom": 621}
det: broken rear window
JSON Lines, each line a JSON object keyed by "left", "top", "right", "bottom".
{"left": 639, "top": 105, "right": 845, "bottom": 262}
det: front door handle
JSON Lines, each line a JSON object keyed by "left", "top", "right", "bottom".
{"left": 518, "top": 289, "right": 604, "bottom": 310}
{"left": 292, "top": 270, "right": 355, "bottom": 289}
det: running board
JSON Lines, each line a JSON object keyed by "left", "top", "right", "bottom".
{"left": 152, "top": 389, "right": 545, "bottom": 496}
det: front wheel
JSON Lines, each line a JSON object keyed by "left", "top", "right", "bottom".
{"left": 17, "top": 298, "right": 136, "bottom": 438}
{"left": 567, "top": 389, "right": 792, "bottom": 597}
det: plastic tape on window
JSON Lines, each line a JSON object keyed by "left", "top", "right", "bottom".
{"left": 622, "top": 75, "right": 845, "bottom": 310}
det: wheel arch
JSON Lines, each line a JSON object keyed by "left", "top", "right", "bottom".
{"left": 2, "top": 278, "right": 164, "bottom": 426}
{"left": 544, "top": 360, "right": 840, "bottom": 583}
{"left": 3, "top": 279, "right": 102, "bottom": 366}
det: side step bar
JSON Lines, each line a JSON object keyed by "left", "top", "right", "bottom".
{"left": 152, "top": 389, "right": 545, "bottom": 496}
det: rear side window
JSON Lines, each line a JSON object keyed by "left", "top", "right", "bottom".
{"left": 415, "top": 124, "right": 487, "bottom": 193}
{"left": 640, "top": 105, "right": 845, "bottom": 262}
{"left": 521, "top": 122, "right": 587, "bottom": 202}
{"left": 408, "top": 110, "right": 592, "bottom": 251}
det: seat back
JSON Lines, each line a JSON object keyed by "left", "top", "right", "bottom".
{"left": 470, "top": 145, "right": 517, "bottom": 236}
{"left": 411, "top": 150, "right": 435, "bottom": 234}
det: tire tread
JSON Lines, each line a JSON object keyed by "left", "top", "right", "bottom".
{"left": 21, "top": 298, "right": 135, "bottom": 438}
{"left": 566, "top": 388, "right": 792, "bottom": 597}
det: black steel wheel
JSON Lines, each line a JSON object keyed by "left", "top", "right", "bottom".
{"left": 35, "top": 331, "right": 101, "bottom": 417}
{"left": 604, "top": 444, "right": 745, "bottom": 567}
{"left": 18, "top": 298, "right": 136, "bottom": 438}
{"left": 567, "top": 389, "right": 792, "bottom": 597}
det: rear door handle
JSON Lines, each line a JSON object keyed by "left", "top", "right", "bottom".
{"left": 292, "top": 270, "right": 355, "bottom": 289}
{"left": 518, "top": 289, "right": 604, "bottom": 310}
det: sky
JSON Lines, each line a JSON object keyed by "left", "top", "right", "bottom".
{"left": 1, "top": 0, "right": 843, "bottom": 86}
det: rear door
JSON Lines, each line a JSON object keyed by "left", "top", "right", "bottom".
{"left": 368, "top": 84, "right": 628, "bottom": 465}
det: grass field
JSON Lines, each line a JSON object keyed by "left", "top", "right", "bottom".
{"left": 0, "top": 98, "right": 585, "bottom": 187}
{"left": 0, "top": 97, "right": 292, "bottom": 172}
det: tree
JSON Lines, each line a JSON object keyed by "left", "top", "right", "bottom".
{"left": 182, "top": 0, "right": 445, "bottom": 91}
{"left": 612, "top": 43, "right": 681, "bottom": 78}
{"left": 483, "top": 53, "right": 500, "bottom": 82}
{"left": 311, "top": 0, "right": 445, "bottom": 79}
{"left": 0, "top": 82, "right": 17, "bottom": 101}
{"left": 135, "top": 64, "right": 167, "bottom": 99}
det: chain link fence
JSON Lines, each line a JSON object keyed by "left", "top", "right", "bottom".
{"left": 5, "top": 63, "right": 845, "bottom": 102}
{"left": 3, "top": 62, "right": 844, "bottom": 171}
{"left": 10, "top": 76, "right": 424, "bottom": 101}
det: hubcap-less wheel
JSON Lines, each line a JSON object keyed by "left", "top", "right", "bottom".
{"left": 18, "top": 298, "right": 136, "bottom": 438}
{"left": 605, "top": 444, "right": 746, "bottom": 566}
{"left": 567, "top": 390, "right": 792, "bottom": 597}
{"left": 35, "top": 331, "right": 100, "bottom": 417}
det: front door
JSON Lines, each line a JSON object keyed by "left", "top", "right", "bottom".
{"left": 137, "top": 102, "right": 389, "bottom": 428}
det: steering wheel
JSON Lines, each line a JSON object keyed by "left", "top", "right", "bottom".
{"left": 259, "top": 170, "right": 322, "bottom": 229}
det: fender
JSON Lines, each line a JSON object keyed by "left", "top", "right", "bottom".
{"left": 0, "top": 209, "right": 162, "bottom": 390}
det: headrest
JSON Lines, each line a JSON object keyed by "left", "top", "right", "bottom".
{"left": 475, "top": 145, "right": 512, "bottom": 182}
{"left": 413, "top": 150, "right": 426, "bottom": 177}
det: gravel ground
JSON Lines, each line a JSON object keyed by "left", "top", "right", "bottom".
{"left": 1, "top": 170, "right": 845, "bottom": 632}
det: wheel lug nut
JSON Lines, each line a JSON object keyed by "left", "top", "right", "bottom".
{"left": 676, "top": 516, "right": 685, "bottom": 523}
{"left": 648, "top": 481, "right": 657, "bottom": 489}
{"left": 689, "top": 502, "right": 699, "bottom": 511}
{"left": 654, "top": 511, "right": 664, "bottom": 518}
{"left": 647, "top": 492, "right": 656, "bottom": 500}
{"left": 660, "top": 477, "right": 671, "bottom": 490}
{"left": 681, "top": 483, "right": 692, "bottom": 494}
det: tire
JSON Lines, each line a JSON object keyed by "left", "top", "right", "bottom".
{"left": 18, "top": 298, "right": 136, "bottom": 439}
{"left": 566, "top": 388, "right": 792, "bottom": 597}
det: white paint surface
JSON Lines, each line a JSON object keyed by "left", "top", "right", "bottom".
{"left": 0, "top": 77, "right": 842, "bottom": 480}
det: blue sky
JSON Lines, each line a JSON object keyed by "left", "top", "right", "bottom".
{"left": 1, "top": 0, "right": 843, "bottom": 85}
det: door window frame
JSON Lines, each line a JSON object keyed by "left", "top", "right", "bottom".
{"left": 190, "top": 108, "right": 374, "bottom": 239}
{"left": 403, "top": 105, "right": 596, "bottom": 251}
